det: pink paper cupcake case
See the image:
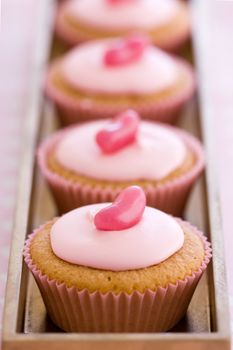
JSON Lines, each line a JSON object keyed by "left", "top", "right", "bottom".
{"left": 45, "top": 59, "right": 195, "bottom": 126}
{"left": 37, "top": 124, "right": 204, "bottom": 216}
{"left": 55, "top": 2, "right": 190, "bottom": 52}
{"left": 24, "top": 220, "right": 211, "bottom": 332}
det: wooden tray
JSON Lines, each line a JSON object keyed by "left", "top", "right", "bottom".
{"left": 2, "top": 0, "right": 231, "bottom": 349}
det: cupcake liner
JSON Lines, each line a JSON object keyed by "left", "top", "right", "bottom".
{"left": 55, "top": 2, "right": 190, "bottom": 53}
{"left": 45, "top": 58, "right": 195, "bottom": 126}
{"left": 24, "top": 220, "right": 211, "bottom": 332}
{"left": 37, "top": 123, "right": 204, "bottom": 216}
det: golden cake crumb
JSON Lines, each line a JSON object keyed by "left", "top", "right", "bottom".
{"left": 51, "top": 60, "right": 191, "bottom": 106}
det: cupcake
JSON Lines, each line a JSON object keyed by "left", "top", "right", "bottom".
{"left": 38, "top": 110, "right": 204, "bottom": 216}
{"left": 24, "top": 186, "right": 211, "bottom": 332}
{"left": 45, "top": 35, "right": 195, "bottom": 125}
{"left": 55, "top": 0, "right": 190, "bottom": 52}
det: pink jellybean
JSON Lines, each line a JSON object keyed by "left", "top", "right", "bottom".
{"left": 94, "top": 186, "right": 146, "bottom": 231}
{"left": 104, "top": 34, "right": 149, "bottom": 66}
{"left": 96, "top": 109, "right": 140, "bottom": 154}
{"left": 107, "top": 0, "right": 137, "bottom": 5}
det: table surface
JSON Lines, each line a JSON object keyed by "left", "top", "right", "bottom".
{"left": 1, "top": 0, "right": 233, "bottom": 347}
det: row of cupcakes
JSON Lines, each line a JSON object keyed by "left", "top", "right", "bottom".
{"left": 48, "top": 0, "right": 194, "bottom": 124}
{"left": 24, "top": 0, "right": 211, "bottom": 334}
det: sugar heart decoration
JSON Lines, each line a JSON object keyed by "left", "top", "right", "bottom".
{"left": 104, "top": 34, "right": 149, "bottom": 66}
{"left": 94, "top": 186, "right": 146, "bottom": 231}
{"left": 96, "top": 109, "right": 140, "bottom": 154}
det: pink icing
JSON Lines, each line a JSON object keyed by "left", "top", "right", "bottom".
{"left": 61, "top": 40, "right": 178, "bottom": 95}
{"left": 94, "top": 186, "right": 146, "bottom": 230}
{"left": 50, "top": 204, "right": 184, "bottom": 271}
{"left": 55, "top": 120, "right": 187, "bottom": 181}
{"left": 96, "top": 110, "right": 140, "bottom": 154}
{"left": 65, "top": 0, "right": 180, "bottom": 31}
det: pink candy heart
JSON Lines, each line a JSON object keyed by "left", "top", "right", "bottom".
{"left": 96, "top": 109, "right": 140, "bottom": 154}
{"left": 104, "top": 34, "right": 149, "bottom": 66}
{"left": 94, "top": 186, "right": 146, "bottom": 231}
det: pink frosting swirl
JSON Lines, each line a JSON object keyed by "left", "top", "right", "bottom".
{"left": 65, "top": 0, "right": 180, "bottom": 31}
{"left": 50, "top": 204, "right": 184, "bottom": 271}
{"left": 55, "top": 120, "right": 187, "bottom": 181}
{"left": 61, "top": 39, "right": 179, "bottom": 95}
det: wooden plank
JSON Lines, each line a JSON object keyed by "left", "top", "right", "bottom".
{"left": 191, "top": 0, "right": 231, "bottom": 338}
{"left": 2, "top": 0, "right": 55, "bottom": 340}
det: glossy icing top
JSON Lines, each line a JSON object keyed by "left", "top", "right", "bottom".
{"left": 61, "top": 39, "right": 179, "bottom": 94}
{"left": 50, "top": 203, "right": 184, "bottom": 271}
{"left": 55, "top": 120, "right": 187, "bottom": 181}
